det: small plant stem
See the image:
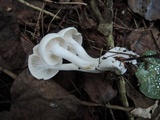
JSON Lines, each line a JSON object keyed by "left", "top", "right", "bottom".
{"left": 89, "top": 0, "right": 114, "bottom": 48}
{"left": 117, "top": 77, "right": 129, "bottom": 107}
{"left": 117, "top": 76, "right": 134, "bottom": 120}
{"left": 80, "top": 100, "right": 133, "bottom": 111}
{"left": 17, "top": 0, "right": 61, "bottom": 19}
{"left": 89, "top": 0, "right": 103, "bottom": 22}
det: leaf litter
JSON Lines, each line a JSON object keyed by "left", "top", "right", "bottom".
{"left": 0, "top": 0, "right": 160, "bottom": 120}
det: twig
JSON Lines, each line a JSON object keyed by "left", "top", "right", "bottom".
{"left": 89, "top": 0, "right": 114, "bottom": 48}
{"left": 117, "top": 76, "right": 134, "bottom": 120}
{"left": 0, "top": 66, "right": 18, "bottom": 80}
{"left": 47, "top": 9, "right": 62, "bottom": 32}
{"left": 107, "top": 102, "right": 116, "bottom": 120}
{"left": 150, "top": 29, "right": 160, "bottom": 52}
{"left": 155, "top": 111, "right": 160, "bottom": 120}
{"left": 89, "top": 0, "right": 103, "bottom": 22}
{"left": 17, "top": 0, "right": 61, "bottom": 19}
{"left": 117, "top": 76, "right": 129, "bottom": 107}
{"left": 32, "top": 3, "right": 45, "bottom": 40}
{"left": 124, "top": 53, "right": 160, "bottom": 61}
{"left": 55, "top": 2, "right": 87, "bottom": 6}
{"left": 80, "top": 100, "right": 133, "bottom": 111}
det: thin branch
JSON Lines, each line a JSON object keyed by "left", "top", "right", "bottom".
{"left": 80, "top": 100, "right": 133, "bottom": 111}
{"left": 0, "top": 66, "right": 18, "bottom": 80}
{"left": 116, "top": 77, "right": 134, "bottom": 120}
{"left": 17, "top": 0, "right": 61, "bottom": 19}
{"left": 89, "top": 0, "right": 114, "bottom": 48}
{"left": 89, "top": 0, "right": 103, "bottom": 22}
{"left": 55, "top": 2, "right": 87, "bottom": 6}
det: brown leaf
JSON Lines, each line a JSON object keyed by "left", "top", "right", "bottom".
{"left": 84, "top": 73, "right": 117, "bottom": 103}
{"left": 128, "top": 0, "right": 150, "bottom": 16}
{"left": 128, "top": 0, "right": 160, "bottom": 21}
{"left": 126, "top": 28, "right": 160, "bottom": 54}
{"left": 0, "top": 11, "right": 26, "bottom": 70}
{"left": 144, "top": 0, "right": 160, "bottom": 21}
{"left": 8, "top": 69, "right": 80, "bottom": 120}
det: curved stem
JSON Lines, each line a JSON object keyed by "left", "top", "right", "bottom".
{"left": 49, "top": 63, "right": 100, "bottom": 73}
{"left": 52, "top": 43, "right": 94, "bottom": 69}
{"left": 69, "top": 39, "right": 98, "bottom": 61}
{"left": 58, "top": 27, "right": 97, "bottom": 61}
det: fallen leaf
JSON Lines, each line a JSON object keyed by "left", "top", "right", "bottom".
{"left": 84, "top": 73, "right": 117, "bottom": 103}
{"left": 8, "top": 69, "right": 80, "bottom": 120}
{"left": 128, "top": 0, "right": 150, "bottom": 16}
{"left": 0, "top": 11, "right": 26, "bottom": 70}
{"left": 145, "top": 0, "right": 160, "bottom": 21}
{"left": 126, "top": 28, "right": 160, "bottom": 54}
{"left": 128, "top": 0, "right": 160, "bottom": 21}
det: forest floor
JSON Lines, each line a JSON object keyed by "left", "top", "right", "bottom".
{"left": 0, "top": 0, "right": 160, "bottom": 120}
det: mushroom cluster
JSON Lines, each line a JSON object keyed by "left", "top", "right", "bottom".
{"left": 28, "top": 27, "right": 138, "bottom": 80}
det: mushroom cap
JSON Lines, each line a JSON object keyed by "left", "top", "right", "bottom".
{"left": 28, "top": 54, "right": 62, "bottom": 80}
{"left": 38, "top": 33, "right": 67, "bottom": 65}
{"left": 33, "top": 44, "right": 40, "bottom": 55}
{"left": 58, "top": 27, "right": 82, "bottom": 44}
{"left": 58, "top": 27, "right": 82, "bottom": 54}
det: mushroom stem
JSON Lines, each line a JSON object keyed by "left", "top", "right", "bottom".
{"left": 49, "top": 63, "right": 100, "bottom": 73}
{"left": 69, "top": 39, "right": 97, "bottom": 61}
{"left": 28, "top": 54, "right": 99, "bottom": 80}
{"left": 51, "top": 42, "right": 94, "bottom": 69}
{"left": 97, "top": 57, "right": 126, "bottom": 74}
{"left": 58, "top": 27, "right": 97, "bottom": 61}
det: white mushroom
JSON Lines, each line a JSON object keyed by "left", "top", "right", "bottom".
{"left": 28, "top": 47, "right": 135, "bottom": 80}
{"left": 58, "top": 27, "right": 96, "bottom": 61}
{"left": 58, "top": 27, "right": 137, "bottom": 67}
{"left": 38, "top": 33, "right": 94, "bottom": 69}
{"left": 28, "top": 54, "right": 60, "bottom": 80}
{"left": 95, "top": 47, "right": 138, "bottom": 74}
{"left": 28, "top": 53, "right": 100, "bottom": 80}
{"left": 28, "top": 27, "right": 139, "bottom": 80}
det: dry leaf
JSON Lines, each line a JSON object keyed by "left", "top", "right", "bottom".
{"left": 8, "top": 69, "right": 80, "bottom": 120}
{"left": 0, "top": 11, "right": 26, "bottom": 70}
{"left": 128, "top": 0, "right": 150, "bottom": 16}
{"left": 126, "top": 28, "right": 160, "bottom": 54}
{"left": 145, "top": 0, "right": 160, "bottom": 21}
{"left": 84, "top": 73, "right": 117, "bottom": 103}
{"left": 128, "top": 0, "right": 160, "bottom": 21}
